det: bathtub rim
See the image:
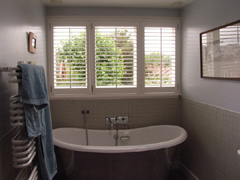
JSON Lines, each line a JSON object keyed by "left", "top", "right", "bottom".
{"left": 53, "top": 125, "right": 187, "bottom": 153}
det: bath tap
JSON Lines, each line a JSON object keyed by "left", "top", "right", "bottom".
{"left": 110, "top": 123, "right": 114, "bottom": 130}
{"left": 82, "top": 109, "right": 90, "bottom": 146}
{"left": 105, "top": 117, "right": 115, "bottom": 130}
{"left": 105, "top": 116, "right": 128, "bottom": 125}
{"left": 105, "top": 116, "right": 128, "bottom": 146}
{"left": 114, "top": 118, "right": 119, "bottom": 146}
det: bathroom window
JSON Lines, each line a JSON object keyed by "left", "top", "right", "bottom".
{"left": 143, "top": 21, "right": 179, "bottom": 93}
{"left": 144, "top": 27, "right": 176, "bottom": 88}
{"left": 53, "top": 26, "right": 87, "bottom": 88}
{"left": 92, "top": 21, "right": 139, "bottom": 94}
{"left": 94, "top": 26, "right": 137, "bottom": 89}
{"left": 48, "top": 19, "right": 180, "bottom": 98}
{"left": 50, "top": 21, "right": 90, "bottom": 95}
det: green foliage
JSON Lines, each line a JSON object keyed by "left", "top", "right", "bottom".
{"left": 56, "top": 29, "right": 135, "bottom": 87}
{"left": 145, "top": 52, "right": 173, "bottom": 86}
{"left": 55, "top": 29, "right": 174, "bottom": 88}
{"left": 56, "top": 33, "right": 87, "bottom": 87}
{"left": 95, "top": 32, "right": 124, "bottom": 86}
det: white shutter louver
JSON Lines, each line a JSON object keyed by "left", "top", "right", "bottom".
{"left": 219, "top": 25, "right": 240, "bottom": 77}
{"left": 220, "top": 25, "right": 240, "bottom": 46}
{"left": 53, "top": 26, "right": 87, "bottom": 89}
{"left": 50, "top": 20, "right": 180, "bottom": 96}
{"left": 201, "top": 24, "right": 240, "bottom": 77}
{"left": 201, "top": 33, "right": 214, "bottom": 76}
{"left": 144, "top": 27, "right": 176, "bottom": 87}
{"left": 95, "top": 26, "right": 137, "bottom": 88}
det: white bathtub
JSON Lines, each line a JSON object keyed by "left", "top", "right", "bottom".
{"left": 53, "top": 125, "right": 187, "bottom": 153}
{"left": 53, "top": 125, "right": 187, "bottom": 180}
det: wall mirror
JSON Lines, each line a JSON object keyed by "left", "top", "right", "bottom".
{"left": 200, "top": 20, "right": 240, "bottom": 80}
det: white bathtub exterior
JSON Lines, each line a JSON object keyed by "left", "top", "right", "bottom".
{"left": 53, "top": 125, "right": 187, "bottom": 153}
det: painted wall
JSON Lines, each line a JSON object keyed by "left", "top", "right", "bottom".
{"left": 181, "top": 0, "right": 240, "bottom": 113}
{"left": 181, "top": 0, "right": 240, "bottom": 179}
{"left": 46, "top": 6, "right": 180, "bottom": 17}
{"left": 0, "top": 0, "right": 46, "bottom": 179}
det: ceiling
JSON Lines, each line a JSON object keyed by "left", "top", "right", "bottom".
{"left": 41, "top": 0, "right": 194, "bottom": 9}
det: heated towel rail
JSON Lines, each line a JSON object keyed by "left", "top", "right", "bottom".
{"left": 0, "top": 62, "right": 39, "bottom": 180}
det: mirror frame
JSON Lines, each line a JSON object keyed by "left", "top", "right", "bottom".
{"left": 28, "top": 32, "right": 37, "bottom": 54}
{"left": 200, "top": 20, "right": 240, "bottom": 80}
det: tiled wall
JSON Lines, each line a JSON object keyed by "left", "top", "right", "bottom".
{"left": 51, "top": 97, "right": 240, "bottom": 180}
{"left": 181, "top": 98, "right": 240, "bottom": 180}
{"left": 50, "top": 98, "right": 180, "bottom": 130}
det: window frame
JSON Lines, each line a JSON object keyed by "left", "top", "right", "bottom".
{"left": 48, "top": 17, "right": 180, "bottom": 99}
{"left": 49, "top": 20, "right": 91, "bottom": 95}
{"left": 142, "top": 21, "right": 180, "bottom": 93}
{"left": 92, "top": 20, "right": 139, "bottom": 94}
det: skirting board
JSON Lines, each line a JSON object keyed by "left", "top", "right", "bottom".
{"left": 179, "top": 163, "right": 199, "bottom": 180}
{"left": 171, "top": 162, "right": 199, "bottom": 180}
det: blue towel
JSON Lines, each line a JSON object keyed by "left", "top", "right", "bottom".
{"left": 18, "top": 64, "right": 57, "bottom": 180}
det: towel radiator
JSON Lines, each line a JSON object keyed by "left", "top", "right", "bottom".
{"left": 0, "top": 62, "right": 39, "bottom": 180}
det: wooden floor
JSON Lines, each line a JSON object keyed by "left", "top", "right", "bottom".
{"left": 53, "top": 170, "right": 188, "bottom": 180}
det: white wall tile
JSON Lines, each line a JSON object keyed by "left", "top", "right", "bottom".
{"left": 50, "top": 98, "right": 180, "bottom": 129}
{"left": 181, "top": 98, "right": 240, "bottom": 180}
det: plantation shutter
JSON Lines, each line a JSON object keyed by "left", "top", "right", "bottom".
{"left": 218, "top": 24, "right": 239, "bottom": 77}
{"left": 201, "top": 33, "right": 213, "bottom": 77}
{"left": 220, "top": 24, "right": 240, "bottom": 46}
{"left": 94, "top": 26, "right": 137, "bottom": 88}
{"left": 144, "top": 27, "right": 176, "bottom": 88}
{"left": 202, "top": 24, "right": 240, "bottom": 78}
{"left": 50, "top": 20, "right": 180, "bottom": 96}
{"left": 53, "top": 26, "right": 87, "bottom": 89}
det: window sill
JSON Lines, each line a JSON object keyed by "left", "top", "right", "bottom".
{"left": 49, "top": 92, "right": 180, "bottom": 100}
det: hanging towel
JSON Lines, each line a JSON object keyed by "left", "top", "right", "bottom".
{"left": 18, "top": 64, "right": 57, "bottom": 180}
